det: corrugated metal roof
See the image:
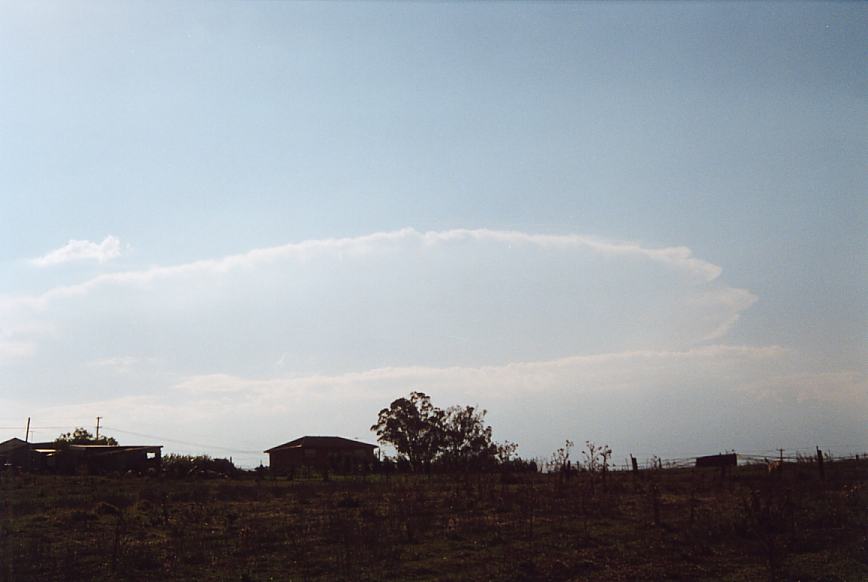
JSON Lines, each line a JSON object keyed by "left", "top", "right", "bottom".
{"left": 265, "top": 436, "right": 377, "bottom": 453}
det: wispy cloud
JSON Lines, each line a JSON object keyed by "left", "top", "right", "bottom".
{"left": 87, "top": 356, "right": 158, "bottom": 374}
{"left": 30, "top": 236, "right": 122, "bottom": 267}
{"left": 0, "top": 340, "right": 35, "bottom": 361}
{"left": 175, "top": 344, "right": 788, "bottom": 402}
{"left": 15, "top": 345, "right": 865, "bottom": 461}
{"left": 742, "top": 371, "right": 868, "bottom": 405}
{"left": 692, "top": 287, "right": 759, "bottom": 341}
{"left": 24, "top": 345, "right": 789, "bottom": 424}
{"left": 423, "top": 229, "right": 723, "bottom": 282}
{"left": 0, "top": 322, "right": 55, "bottom": 362}
{"left": 6, "top": 228, "right": 726, "bottom": 310}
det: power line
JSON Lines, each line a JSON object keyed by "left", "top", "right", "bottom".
{"left": 0, "top": 426, "right": 76, "bottom": 431}
{"left": 101, "top": 426, "right": 261, "bottom": 455}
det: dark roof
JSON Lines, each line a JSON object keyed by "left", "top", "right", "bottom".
{"left": 265, "top": 436, "right": 377, "bottom": 453}
{"left": 65, "top": 445, "right": 162, "bottom": 455}
{"left": 695, "top": 453, "right": 738, "bottom": 467}
{"left": 0, "top": 438, "right": 27, "bottom": 453}
{"left": 69, "top": 444, "right": 163, "bottom": 451}
{"left": 0, "top": 439, "right": 53, "bottom": 453}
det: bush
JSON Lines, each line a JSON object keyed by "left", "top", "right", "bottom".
{"left": 162, "top": 454, "right": 238, "bottom": 479}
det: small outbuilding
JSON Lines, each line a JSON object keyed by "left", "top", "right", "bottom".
{"left": 695, "top": 453, "right": 738, "bottom": 478}
{"left": 48, "top": 444, "right": 163, "bottom": 474}
{"left": 695, "top": 453, "right": 738, "bottom": 468}
{"left": 0, "top": 438, "right": 50, "bottom": 470}
{"left": 265, "top": 436, "right": 377, "bottom": 474}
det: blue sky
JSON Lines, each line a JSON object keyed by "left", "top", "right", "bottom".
{"left": 1, "top": 2, "right": 865, "bottom": 466}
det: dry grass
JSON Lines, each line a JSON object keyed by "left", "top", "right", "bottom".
{"left": 1, "top": 459, "right": 866, "bottom": 581}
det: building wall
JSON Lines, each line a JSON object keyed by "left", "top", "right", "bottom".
{"left": 52, "top": 449, "right": 162, "bottom": 474}
{"left": 0, "top": 446, "right": 41, "bottom": 469}
{"left": 269, "top": 446, "right": 374, "bottom": 474}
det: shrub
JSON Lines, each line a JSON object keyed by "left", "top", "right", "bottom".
{"left": 162, "top": 454, "right": 238, "bottom": 479}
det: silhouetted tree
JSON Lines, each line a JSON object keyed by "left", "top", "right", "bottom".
{"left": 549, "top": 439, "right": 574, "bottom": 473}
{"left": 440, "top": 405, "right": 497, "bottom": 470}
{"left": 54, "top": 427, "right": 118, "bottom": 446}
{"left": 496, "top": 440, "right": 519, "bottom": 464}
{"left": 371, "top": 391, "right": 444, "bottom": 472}
{"left": 373, "top": 393, "right": 513, "bottom": 472}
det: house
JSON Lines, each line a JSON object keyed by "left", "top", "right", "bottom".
{"left": 265, "top": 436, "right": 377, "bottom": 474}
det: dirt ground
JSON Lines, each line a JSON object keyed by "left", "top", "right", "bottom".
{"left": 1, "top": 459, "right": 866, "bottom": 581}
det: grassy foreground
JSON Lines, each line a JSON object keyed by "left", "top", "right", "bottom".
{"left": 1, "top": 460, "right": 866, "bottom": 581}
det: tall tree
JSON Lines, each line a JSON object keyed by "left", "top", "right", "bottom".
{"left": 372, "top": 393, "right": 508, "bottom": 472}
{"left": 371, "top": 391, "right": 443, "bottom": 471}
{"left": 440, "top": 405, "right": 497, "bottom": 469}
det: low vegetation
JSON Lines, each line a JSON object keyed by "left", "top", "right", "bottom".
{"left": 1, "top": 455, "right": 865, "bottom": 581}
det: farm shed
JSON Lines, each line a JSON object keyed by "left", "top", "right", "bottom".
{"left": 0, "top": 443, "right": 162, "bottom": 474}
{"left": 695, "top": 453, "right": 738, "bottom": 468}
{"left": 46, "top": 444, "right": 163, "bottom": 474}
{"left": 265, "top": 436, "right": 377, "bottom": 474}
{"left": 0, "top": 438, "right": 52, "bottom": 470}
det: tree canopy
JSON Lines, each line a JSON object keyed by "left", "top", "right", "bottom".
{"left": 55, "top": 427, "right": 118, "bottom": 446}
{"left": 440, "top": 405, "right": 497, "bottom": 469}
{"left": 371, "top": 392, "right": 506, "bottom": 471}
{"left": 371, "top": 391, "right": 443, "bottom": 471}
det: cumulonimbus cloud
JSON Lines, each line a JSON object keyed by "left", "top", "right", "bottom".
{"left": 8, "top": 228, "right": 724, "bottom": 310}
{"left": 0, "top": 227, "right": 755, "bottom": 370}
{"left": 4, "top": 229, "right": 861, "bottom": 462}
{"left": 30, "top": 236, "right": 122, "bottom": 267}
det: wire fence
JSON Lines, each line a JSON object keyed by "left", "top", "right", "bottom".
{"left": 2, "top": 422, "right": 865, "bottom": 471}
{"left": 604, "top": 450, "right": 867, "bottom": 472}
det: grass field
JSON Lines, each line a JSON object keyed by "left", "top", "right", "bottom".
{"left": 1, "top": 459, "right": 866, "bottom": 581}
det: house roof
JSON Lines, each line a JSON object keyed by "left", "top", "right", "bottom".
{"left": 0, "top": 438, "right": 27, "bottom": 454}
{"left": 265, "top": 436, "right": 377, "bottom": 453}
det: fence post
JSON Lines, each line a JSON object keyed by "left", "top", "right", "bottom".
{"left": 630, "top": 455, "right": 639, "bottom": 475}
{"left": 816, "top": 447, "right": 825, "bottom": 481}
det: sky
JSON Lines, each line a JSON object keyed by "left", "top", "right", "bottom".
{"left": 1, "top": 2, "right": 865, "bottom": 467}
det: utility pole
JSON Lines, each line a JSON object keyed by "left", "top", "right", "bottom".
{"left": 779, "top": 448, "right": 784, "bottom": 464}
{"left": 25, "top": 416, "right": 32, "bottom": 472}
{"left": 95, "top": 416, "right": 102, "bottom": 441}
